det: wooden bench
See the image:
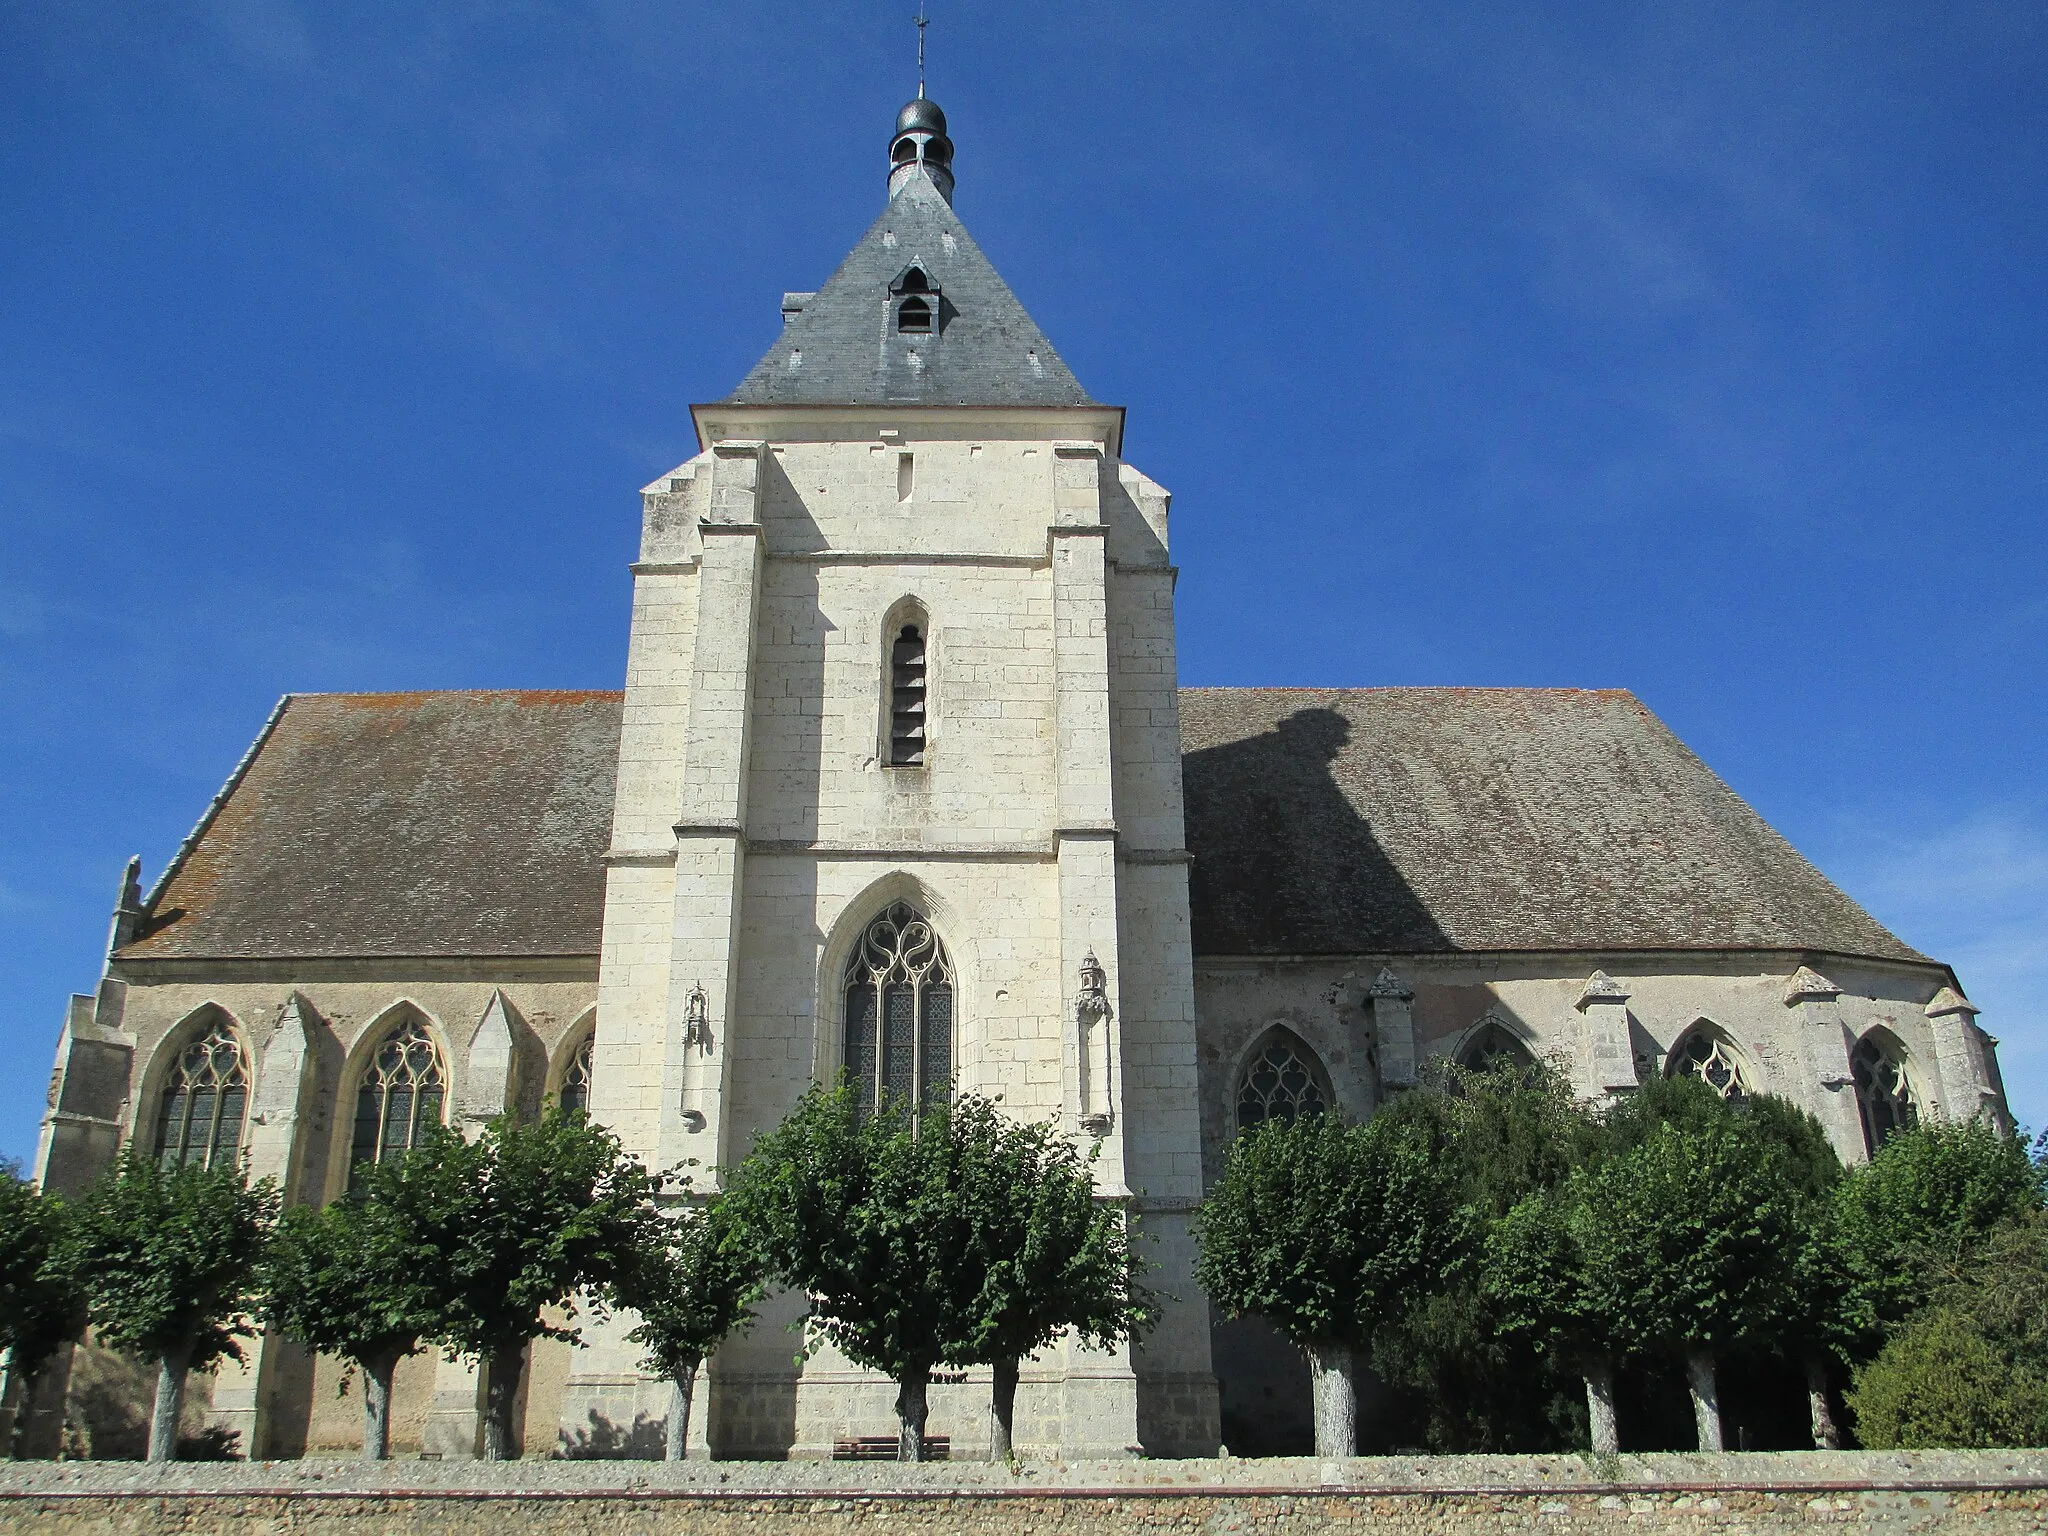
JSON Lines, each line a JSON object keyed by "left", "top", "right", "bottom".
{"left": 831, "top": 1434, "right": 951, "bottom": 1461}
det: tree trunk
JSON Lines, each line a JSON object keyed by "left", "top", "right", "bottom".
{"left": 895, "top": 1367, "right": 931, "bottom": 1462}
{"left": 989, "top": 1356, "right": 1020, "bottom": 1462}
{"left": 481, "top": 1347, "right": 525, "bottom": 1462}
{"left": 665, "top": 1360, "right": 700, "bottom": 1462}
{"left": 1686, "top": 1347, "right": 1723, "bottom": 1452}
{"left": 1307, "top": 1343, "right": 1357, "bottom": 1459}
{"left": 1583, "top": 1361, "right": 1620, "bottom": 1454}
{"left": 1804, "top": 1351, "right": 1842, "bottom": 1450}
{"left": 148, "top": 1347, "right": 191, "bottom": 1463}
{"left": 360, "top": 1349, "right": 401, "bottom": 1462}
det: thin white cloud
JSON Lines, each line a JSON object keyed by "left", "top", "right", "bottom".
{"left": 1823, "top": 808, "right": 2048, "bottom": 1132}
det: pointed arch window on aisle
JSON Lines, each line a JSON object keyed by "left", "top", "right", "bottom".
{"left": 1852, "top": 1032, "right": 1918, "bottom": 1154}
{"left": 1669, "top": 1026, "right": 1752, "bottom": 1102}
{"left": 348, "top": 1018, "right": 445, "bottom": 1188}
{"left": 559, "top": 1032, "right": 595, "bottom": 1116}
{"left": 1457, "top": 1019, "right": 1537, "bottom": 1076}
{"left": 1236, "top": 1031, "right": 1327, "bottom": 1131}
{"left": 153, "top": 1017, "right": 249, "bottom": 1171}
{"left": 843, "top": 902, "right": 953, "bottom": 1116}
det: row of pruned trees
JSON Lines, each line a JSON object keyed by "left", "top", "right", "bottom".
{"left": 0, "top": 1084, "right": 1147, "bottom": 1463}
{"left": 1195, "top": 1064, "right": 2048, "bottom": 1456}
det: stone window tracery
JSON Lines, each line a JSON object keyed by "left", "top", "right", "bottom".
{"left": 842, "top": 902, "right": 953, "bottom": 1116}
{"left": 1669, "top": 1026, "right": 1752, "bottom": 1102}
{"left": 152, "top": 1017, "right": 248, "bottom": 1171}
{"left": 348, "top": 1018, "right": 445, "bottom": 1188}
{"left": 1236, "top": 1032, "right": 1326, "bottom": 1131}
{"left": 1852, "top": 1032, "right": 1917, "bottom": 1154}
{"left": 558, "top": 1031, "right": 595, "bottom": 1116}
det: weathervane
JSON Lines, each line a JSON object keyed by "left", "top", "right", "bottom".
{"left": 916, "top": 4, "right": 929, "bottom": 98}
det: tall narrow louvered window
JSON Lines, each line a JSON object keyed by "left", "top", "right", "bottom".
{"left": 153, "top": 1018, "right": 249, "bottom": 1171}
{"left": 889, "top": 623, "right": 928, "bottom": 765}
{"left": 348, "top": 1019, "right": 445, "bottom": 1189}
{"left": 842, "top": 902, "right": 953, "bottom": 1117}
{"left": 558, "top": 1032, "right": 595, "bottom": 1116}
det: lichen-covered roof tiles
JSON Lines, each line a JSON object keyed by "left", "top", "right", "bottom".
{"left": 1178, "top": 687, "right": 1922, "bottom": 963}
{"left": 117, "top": 685, "right": 1922, "bottom": 967}
{"left": 120, "top": 691, "right": 621, "bottom": 960}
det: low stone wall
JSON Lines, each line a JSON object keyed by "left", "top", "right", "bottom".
{"left": 2, "top": 1452, "right": 2045, "bottom": 1534}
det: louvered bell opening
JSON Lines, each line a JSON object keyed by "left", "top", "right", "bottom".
{"left": 890, "top": 626, "right": 927, "bottom": 766}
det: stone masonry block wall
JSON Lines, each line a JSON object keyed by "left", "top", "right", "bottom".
{"left": 6, "top": 1455, "right": 2046, "bottom": 1535}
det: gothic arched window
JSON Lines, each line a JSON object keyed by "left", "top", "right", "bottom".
{"left": 1668, "top": 1025, "right": 1752, "bottom": 1102}
{"left": 152, "top": 1016, "right": 249, "bottom": 1171}
{"left": 348, "top": 1018, "right": 445, "bottom": 1188}
{"left": 1852, "top": 1031, "right": 1917, "bottom": 1154}
{"left": 1457, "top": 1019, "right": 1537, "bottom": 1075}
{"left": 843, "top": 902, "right": 953, "bottom": 1116}
{"left": 558, "top": 1031, "right": 595, "bottom": 1116}
{"left": 1236, "top": 1031, "right": 1327, "bottom": 1131}
{"left": 889, "top": 622, "right": 928, "bottom": 765}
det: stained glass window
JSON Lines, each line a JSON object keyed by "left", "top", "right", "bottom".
{"left": 1236, "top": 1032, "right": 1326, "bottom": 1130}
{"left": 842, "top": 902, "right": 953, "bottom": 1115}
{"left": 153, "top": 1017, "right": 248, "bottom": 1171}
{"left": 349, "top": 1018, "right": 445, "bottom": 1188}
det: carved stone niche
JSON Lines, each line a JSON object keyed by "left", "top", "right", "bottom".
{"left": 1076, "top": 951, "right": 1114, "bottom": 1136}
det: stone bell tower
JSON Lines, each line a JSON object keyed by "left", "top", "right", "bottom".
{"left": 558, "top": 95, "right": 1219, "bottom": 1459}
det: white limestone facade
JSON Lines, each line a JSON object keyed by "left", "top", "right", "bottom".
{"left": 560, "top": 404, "right": 1214, "bottom": 1459}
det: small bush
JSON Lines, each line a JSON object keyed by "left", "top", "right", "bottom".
{"left": 1848, "top": 1306, "right": 2048, "bottom": 1448}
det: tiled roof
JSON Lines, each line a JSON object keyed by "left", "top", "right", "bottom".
{"left": 119, "top": 692, "right": 621, "bottom": 960}
{"left": 1178, "top": 687, "right": 1923, "bottom": 962}
{"left": 722, "top": 174, "right": 1095, "bottom": 408}
{"left": 117, "top": 686, "right": 1922, "bottom": 967}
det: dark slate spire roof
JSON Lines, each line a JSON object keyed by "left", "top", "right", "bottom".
{"left": 722, "top": 105, "right": 1095, "bottom": 408}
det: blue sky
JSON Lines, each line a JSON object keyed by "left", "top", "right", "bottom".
{"left": 3, "top": 1, "right": 2044, "bottom": 1165}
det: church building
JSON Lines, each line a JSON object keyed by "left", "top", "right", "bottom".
{"left": 31, "top": 96, "right": 2011, "bottom": 1462}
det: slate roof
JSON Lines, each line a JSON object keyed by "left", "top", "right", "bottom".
{"left": 119, "top": 692, "right": 621, "bottom": 960}
{"left": 1178, "top": 687, "right": 1923, "bottom": 963}
{"left": 722, "top": 174, "right": 1096, "bottom": 408}
{"left": 117, "top": 686, "right": 1922, "bottom": 967}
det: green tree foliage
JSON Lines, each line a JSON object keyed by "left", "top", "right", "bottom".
{"left": 1483, "top": 1185, "right": 1640, "bottom": 1451}
{"left": 617, "top": 1191, "right": 765, "bottom": 1461}
{"left": 735, "top": 1084, "right": 1132, "bottom": 1461}
{"left": 1849, "top": 1217, "right": 2048, "bottom": 1448}
{"left": 416, "top": 1112, "right": 661, "bottom": 1460}
{"left": 1375, "top": 1062, "right": 1600, "bottom": 1453}
{"left": 941, "top": 1096, "right": 1151, "bottom": 1461}
{"left": 259, "top": 1150, "right": 455, "bottom": 1460}
{"left": 1194, "top": 1107, "right": 1468, "bottom": 1456}
{"left": 1836, "top": 1118, "right": 2046, "bottom": 1326}
{"left": 0, "top": 1166, "right": 87, "bottom": 1457}
{"left": 63, "top": 1150, "right": 277, "bottom": 1461}
{"left": 1572, "top": 1116, "right": 1802, "bottom": 1450}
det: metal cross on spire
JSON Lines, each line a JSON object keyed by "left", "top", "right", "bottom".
{"left": 916, "top": 4, "right": 928, "bottom": 98}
